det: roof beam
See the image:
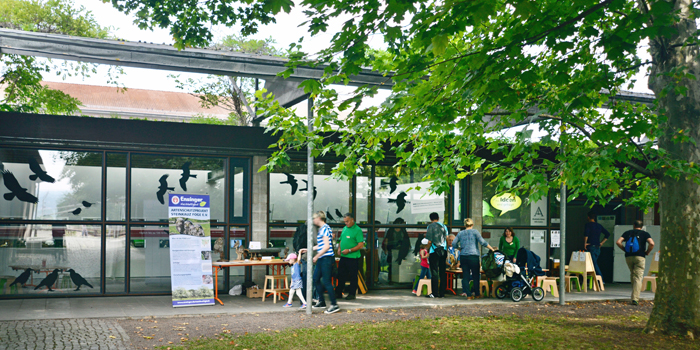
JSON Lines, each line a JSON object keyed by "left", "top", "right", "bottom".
{"left": 0, "top": 28, "right": 394, "bottom": 89}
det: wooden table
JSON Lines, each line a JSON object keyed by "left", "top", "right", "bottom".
{"left": 212, "top": 260, "right": 289, "bottom": 305}
{"left": 9, "top": 265, "right": 70, "bottom": 288}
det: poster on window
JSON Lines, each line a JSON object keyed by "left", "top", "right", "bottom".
{"left": 530, "top": 196, "right": 547, "bottom": 226}
{"left": 168, "top": 194, "right": 214, "bottom": 307}
{"left": 550, "top": 230, "right": 560, "bottom": 248}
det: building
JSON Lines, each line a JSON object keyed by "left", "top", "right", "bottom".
{"left": 0, "top": 111, "right": 658, "bottom": 299}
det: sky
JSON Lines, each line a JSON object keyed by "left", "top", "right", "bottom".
{"left": 40, "top": 0, "right": 653, "bottom": 111}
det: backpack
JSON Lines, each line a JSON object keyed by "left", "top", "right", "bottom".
{"left": 625, "top": 233, "right": 640, "bottom": 253}
{"left": 293, "top": 223, "right": 308, "bottom": 252}
{"left": 482, "top": 250, "right": 505, "bottom": 279}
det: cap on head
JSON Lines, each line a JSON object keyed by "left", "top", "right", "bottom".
{"left": 284, "top": 253, "right": 298, "bottom": 262}
{"left": 421, "top": 238, "right": 429, "bottom": 245}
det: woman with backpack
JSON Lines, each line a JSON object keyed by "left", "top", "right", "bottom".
{"left": 453, "top": 218, "right": 496, "bottom": 299}
{"left": 616, "top": 220, "right": 655, "bottom": 305}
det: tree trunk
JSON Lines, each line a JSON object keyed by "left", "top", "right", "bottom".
{"left": 645, "top": 0, "right": 700, "bottom": 338}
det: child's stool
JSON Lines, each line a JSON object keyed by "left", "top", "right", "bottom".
{"left": 415, "top": 278, "right": 431, "bottom": 296}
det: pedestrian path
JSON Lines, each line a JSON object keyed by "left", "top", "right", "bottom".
{"left": 0, "top": 319, "right": 130, "bottom": 350}
{"left": 0, "top": 283, "right": 652, "bottom": 322}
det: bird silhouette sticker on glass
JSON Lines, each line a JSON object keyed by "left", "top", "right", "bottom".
{"left": 300, "top": 180, "right": 317, "bottom": 200}
{"left": 280, "top": 172, "right": 298, "bottom": 195}
{"left": 388, "top": 192, "right": 409, "bottom": 214}
{"left": 34, "top": 269, "right": 61, "bottom": 292}
{"left": 81, "top": 201, "right": 94, "bottom": 208}
{"left": 67, "top": 269, "right": 93, "bottom": 291}
{"left": 71, "top": 208, "right": 82, "bottom": 216}
{"left": 335, "top": 209, "right": 343, "bottom": 219}
{"left": 157, "top": 174, "right": 175, "bottom": 205}
{"left": 326, "top": 210, "right": 335, "bottom": 222}
{"left": 380, "top": 176, "right": 399, "bottom": 194}
{"left": 28, "top": 157, "right": 55, "bottom": 183}
{"left": 1, "top": 170, "right": 38, "bottom": 204}
{"left": 179, "top": 161, "right": 197, "bottom": 191}
{"left": 9, "top": 268, "right": 33, "bottom": 288}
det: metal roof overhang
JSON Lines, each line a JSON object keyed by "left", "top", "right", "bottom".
{"left": 0, "top": 28, "right": 394, "bottom": 88}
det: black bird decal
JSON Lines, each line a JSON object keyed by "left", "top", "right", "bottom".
{"left": 381, "top": 176, "right": 399, "bottom": 194}
{"left": 9, "top": 268, "right": 33, "bottom": 287}
{"left": 179, "top": 161, "right": 197, "bottom": 191}
{"left": 81, "top": 201, "right": 94, "bottom": 208}
{"left": 280, "top": 173, "right": 298, "bottom": 195}
{"left": 1, "top": 170, "right": 38, "bottom": 204}
{"left": 156, "top": 174, "right": 175, "bottom": 205}
{"left": 388, "top": 192, "right": 409, "bottom": 214}
{"left": 326, "top": 210, "right": 335, "bottom": 222}
{"left": 67, "top": 269, "right": 93, "bottom": 291}
{"left": 71, "top": 208, "right": 82, "bottom": 215}
{"left": 335, "top": 209, "right": 343, "bottom": 219}
{"left": 28, "top": 158, "right": 55, "bottom": 183}
{"left": 300, "top": 180, "right": 317, "bottom": 200}
{"left": 34, "top": 269, "right": 61, "bottom": 291}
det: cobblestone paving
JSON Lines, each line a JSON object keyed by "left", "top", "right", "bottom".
{"left": 0, "top": 319, "right": 132, "bottom": 350}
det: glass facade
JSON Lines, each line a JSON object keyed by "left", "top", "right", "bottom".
{"left": 0, "top": 146, "right": 250, "bottom": 298}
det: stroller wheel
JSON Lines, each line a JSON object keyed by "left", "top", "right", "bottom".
{"left": 495, "top": 285, "right": 508, "bottom": 299}
{"left": 510, "top": 287, "right": 524, "bottom": 302}
{"left": 532, "top": 287, "right": 545, "bottom": 301}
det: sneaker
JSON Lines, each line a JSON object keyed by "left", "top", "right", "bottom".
{"left": 631, "top": 300, "right": 639, "bottom": 306}
{"left": 412, "top": 290, "right": 417, "bottom": 294}
{"left": 345, "top": 294, "right": 356, "bottom": 301}
{"left": 324, "top": 304, "right": 340, "bottom": 314}
{"left": 300, "top": 304, "right": 307, "bottom": 309}
{"left": 313, "top": 301, "right": 327, "bottom": 308}
{"left": 426, "top": 293, "right": 435, "bottom": 298}
{"left": 460, "top": 293, "right": 468, "bottom": 297}
{"left": 283, "top": 303, "right": 293, "bottom": 308}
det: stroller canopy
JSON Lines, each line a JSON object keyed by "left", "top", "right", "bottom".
{"left": 516, "top": 248, "right": 546, "bottom": 277}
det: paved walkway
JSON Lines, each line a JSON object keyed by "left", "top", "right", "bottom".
{"left": 0, "top": 284, "right": 653, "bottom": 350}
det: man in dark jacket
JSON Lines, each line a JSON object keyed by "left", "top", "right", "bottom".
{"left": 425, "top": 212, "right": 448, "bottom": 298}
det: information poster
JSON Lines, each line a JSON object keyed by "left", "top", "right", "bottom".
{"left": 168, "top": 194, "right": 214, "bottom": 307}
{"left": 550, "top": 230, "right": 560, "bottom": 248}
{"left": 411, "top": 198, "right": 445, "bottom": 214}
{"left": 530, "top": 196, "right": 547, "bottom": 226}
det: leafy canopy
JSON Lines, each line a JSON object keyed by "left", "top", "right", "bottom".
{"left": 110, "top": 0, "right": 699, "bottom": 210}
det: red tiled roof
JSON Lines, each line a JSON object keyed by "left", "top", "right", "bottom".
{"left": 42, "top": 81, "right": 230, "bottom": 117}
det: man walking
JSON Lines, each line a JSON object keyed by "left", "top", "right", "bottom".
{"left": 616, "top": 220, "right": 655, "bottom": 305}
{"left": 311, "top": 211, "right": 340, "bottom": 314}
{"left": 425, "top": 212, "right": 448, "bottom": 298}
{"left": 584, "top": 212, "right": 610, "bottom": 279}
{"left": 335, "top": 213, "right": 364, "bottom": 300}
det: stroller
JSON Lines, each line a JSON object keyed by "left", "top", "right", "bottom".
{"left": 492, "top": 248, "right": 545, "bottom": 302}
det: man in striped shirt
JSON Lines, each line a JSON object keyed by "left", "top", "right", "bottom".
{"left": 311, "top": 211, "right": 340, "bottom": 314}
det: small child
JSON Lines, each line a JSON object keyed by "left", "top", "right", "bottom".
{"left": 283, "top": 252, "right": 307, "bottom": 309}
{"left": 413, "top": 238, "right": 432, "bottom": 294}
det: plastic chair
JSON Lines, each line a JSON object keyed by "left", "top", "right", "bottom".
{"left": 415, "top": 279, "right": 431, "bottom": 296}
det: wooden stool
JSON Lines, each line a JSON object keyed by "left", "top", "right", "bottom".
{"left": 262, "top": 275, "right": 289, "bottom": 303}
{"left": 556, "top": 275, "right": 581, "bottom": 292}
{"left": 416, "top": 278, "right": 431, "bottom": 296}
{"left": 642, "top": 276, "right": 657, "bottom": 292}
{"left": 536, "top": 275, "right": 548, "bottom": 288}
{"left": 540, "top": 278, "right": 559, "bottom": 297}
{"left": 479, "top": 280, "right": 489, "bottom": 297}
{"left": 593, "top": 275, "right": 604, "bottom": 291}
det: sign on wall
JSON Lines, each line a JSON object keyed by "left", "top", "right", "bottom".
{"left": 530, "top": 196, "right": 547, "bottom": 226}
{"left": 410, "top": 198, "right": 445, "bottom": 214}
{"left": 530, "top": 230, "right": 546, "bottom": 244}
{"left": 550, "top": 230, "right": 560, "bottom": 248}
{"left": 168, "top": 194, "right": 214, "bottom": 308}
{"left": 490, "top": 193, "right": 522, "bottom": 216}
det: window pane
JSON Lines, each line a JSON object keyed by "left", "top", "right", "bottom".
{"left": 105, "top": 225, "right": 126, "bottom": 293}
{"left": 0, "top": 149, "right": 102, "bottom": 220}
{"left": 0, "top": 224, "right": 101, "bottom": 295}
{"left": 130, "top": 155, "right": 225, "bottom": 223}
{"left": 356, "top": 167, "right": 371, "bottom": 224}
{"left": 269, "top": 162, "right": 351, "bottom": 224}
{"left": 374, "top": 167, "right": 446, "bottom": 225}
{"left": 107, "top": 153, "right": 126, "bottom": 221}
{"left": 453, "top": 180, "right": 465, "bottom": 223}
{"left": 374, "top": 226, "right": 424, "bottom": 286}
{"left": 229, "top": 227, "right": 246, "bottom": 283}
{"left": 129, "top": 225, "right": 170, "bottom": 293}
{"left": 232, "top": 166, "right": 244, "bottom": 218}
{"left": 482, "top": 175, "right": 532, "bottom": 226}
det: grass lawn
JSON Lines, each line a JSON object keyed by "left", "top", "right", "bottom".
{"left": 158, "top": 312, "right": 698, "bottom": 350}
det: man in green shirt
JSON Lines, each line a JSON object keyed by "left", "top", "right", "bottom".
{"left": 335, "top": 213, "right": 365, "bottom": 300}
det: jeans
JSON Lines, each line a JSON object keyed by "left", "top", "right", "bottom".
{"left": 301, "top": 258, "right": 319, "bottom": 301}
{"left": 587, "top": 245, "right": 602, "bottom": 277}
{"left": 313, "top": 256, "right": 337, "bottom": 305}
{"left": 626, "top": 256, "right": 645, "bottom": 302}
{"left": 429, "top": 251, "right": 447, "bottom": 297}
{"left": 461, "top": 255, "right": 481, "bottom": 296}
{"left": 336, "top": 257, "right": 359, "bottom": 296}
